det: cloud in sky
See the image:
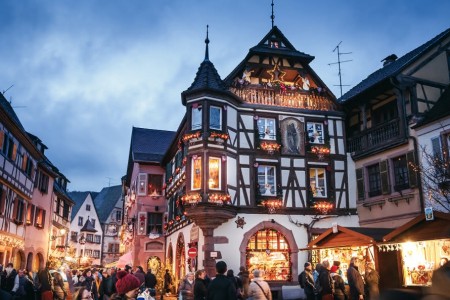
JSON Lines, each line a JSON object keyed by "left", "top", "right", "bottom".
{"left": 0, "top": 0, "right": 449, "bottom": 191}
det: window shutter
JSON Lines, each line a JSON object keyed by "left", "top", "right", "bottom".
{"left": 380, "top": 160, "right": 390, "bottom": 195}
{"left": 12, "top": 197, "right": 19, "bottom": 220}
{"left": 12, "top": 144, "right": 17, "bottom": 161}
{"left": 41, "top": 210, "right": 46, "bottom": 228}
{"left": 0, "top": 188, "right": 6, "bottom": 215}
{"left": 0, "top": 131, "right": 4, "bottom": 150}
{"left": 431, "top": 137, "right": 442, "bottom": 159}
{"left": 407, "top": 151, "right": 418, "bottom": 188}
{"left": 138, "top": 173, "right": 148, "bottom": 195}
{"left": 356, "top": 168, "right": 365, "bottom": 200}
{"left": 21, "top": 200, "right": 26, "bottom": 223}
{"left": 22, "top": 155, "right": 28, "bottom": 170}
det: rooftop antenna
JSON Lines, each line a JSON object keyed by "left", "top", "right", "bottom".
{"left": 328, "top": 41, "right": 352, "bottom": 97}
{"left": 204, "top": 24, "right": 209, "bottom": 61}
{"left": 271, "top": 0, "right": 275, "bottom": 28}
{"left": 106, "top": 177, "right": 112, "bottom": 187}
{"left": 2, "top": 84, "right": 14, "bottom": 95}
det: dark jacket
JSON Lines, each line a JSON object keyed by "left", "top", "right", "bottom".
{"left": 347, "top": 264, "right": 364, "bottom": 300}
{"left": 134, "top": 270, "right": 145, "bottom": 286}
{"left": 179, "top": 278, "right": 195, "bottom": 300}
{"left": 145, "top": 271, "right": 157, "bottom": 288}
{"left": 82, "top": 276, "right": 99, "bottom": 300}
{"left": 364, "top": 269, "right": 379, "bottom": 300}
{"left": 194, "top": 278, "right": 207, "bottom": 300}
{"left": 207, "top": 274, "right": 236, "bottom": 300}
{"left": 37, "top": 269, "right": 52, "bottom": 292}
{"left": 318, "top": 267, "right": 333, "bottom": 296}
{"left": 332, "top": 273, "right": 347, "bottom": 300}
{"left": 2, "top": 269, "right": 17, "bottom": 292}
{"left": 300, "top": 269, "right": 315, "bottom": 295}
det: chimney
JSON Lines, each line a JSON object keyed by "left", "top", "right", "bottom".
{"left": 381, "top": 54, "right": 398, "bottom": 67}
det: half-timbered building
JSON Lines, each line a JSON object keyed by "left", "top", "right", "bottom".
{"left": 340, "top": 28, "right": 450, "bottom": 227}
{"left": 158, "top": 25, "right": 359, "bottom": 292}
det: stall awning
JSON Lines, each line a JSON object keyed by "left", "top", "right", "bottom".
{"left": 117, "top": 251, "right": 133, "bottom": 269}
{"left": 305, "top": 225, "right": 394, "bottom": 249}
{"left": 382, "top": 211, "right": 450, "bottom": 243}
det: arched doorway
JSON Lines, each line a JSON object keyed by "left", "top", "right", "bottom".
{"left": 26, "top": 253, "right": 33, "bottom": 272}
{"left": 240, "top": 221, "right": 299, "bottom": 281}
{"left": 167, "top": 243, "right": 173, "bottom": 271}
{"left": 33, "top": 253, "right": 44, "bottom": 272}
{"left": 175, "top": 234, "right": 186, "bottom": 283}
{"left": 14, "top": 250, "right": 25, "bottom": 270}
{"left": 147, "top": 256, "right": 162, "bottom": 275}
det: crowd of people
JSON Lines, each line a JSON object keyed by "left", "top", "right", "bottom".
{"left": 0, "top": 263, "right": 158, "bottom": 300}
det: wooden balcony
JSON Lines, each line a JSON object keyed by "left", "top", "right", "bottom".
{"left": 348, "top": 119, "right": 406, "bottom": 158}
{"left": 229, "top": 85, "right": 337, "bottom": 111}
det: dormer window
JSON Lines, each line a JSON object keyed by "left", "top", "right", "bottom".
{"left": 257, "top": 118, "right": 276, "bottom": 141}
{"left": 191, "top": 104, "right": 202, "bottom": 130}
{"left": 209, "top": 106, "right": 222, "bottom": 130}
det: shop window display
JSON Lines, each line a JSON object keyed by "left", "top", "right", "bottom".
{"left": 246, "top": 229, "right": 291, "bottom": 281}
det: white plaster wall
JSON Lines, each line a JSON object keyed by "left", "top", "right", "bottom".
{"left": 346, "top": 153, "right": 357, "bottom": 209}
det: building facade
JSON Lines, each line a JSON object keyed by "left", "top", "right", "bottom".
{"left": 340, "top": 28, "right": 450, "bottom": 227}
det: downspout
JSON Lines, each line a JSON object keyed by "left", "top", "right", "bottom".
{"left": 390, "top": 77, "right": 425, "bottom": 213}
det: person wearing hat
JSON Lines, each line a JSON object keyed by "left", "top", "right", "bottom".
{"left": 248, "top": 269, "right": 271, "bottom": 300}
{"left": 206, "top": 261, "right": 236, "bottom": 300}
{"left": 299, "top": 262, "right": 315, "bottom": 300}
{"left": 330, "top": 265, "right": 346, "bottom": 300}
{"left": 112, "top": 270, "right": 141, "bottom": 300}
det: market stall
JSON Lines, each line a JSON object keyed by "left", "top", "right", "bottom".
{"left": 305, "top": 225, "right": 397, "bottom": 289}
{"left": 382, "top": 211, "right": 450, "bottom": 288}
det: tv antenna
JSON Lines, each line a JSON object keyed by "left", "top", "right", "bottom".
{"left": 328, "top": 41, "right": 352, "bottom": 97}
{"left": 106, "top": 177, "right": 113, "bottom": 187}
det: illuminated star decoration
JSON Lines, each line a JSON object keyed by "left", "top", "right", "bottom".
{"left": 235, "top": 216, "right": 246, "bottom": 229}
{"left": 267, "top": 63, "right": 286, "bottom": 83}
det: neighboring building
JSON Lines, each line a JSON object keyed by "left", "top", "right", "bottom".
{"left": 123, "top": 128, "right": 175, "bottom": 269}
{"left": 124, "top": 24, "right": 360, "bottom": 294}
{"left": 413, "top": 84, "right": 450, "bottom": 213}
{"left": 0, "top": 92, "right": 42, "bottom": 268}
{"left": 340, "top": 28, "right": 450, "bottom": 227}
{"left": 68, "top": 191, "right": 103, "bottom": 266}
{"left": 94, "top": 185, "right": 124, "bottom": 266}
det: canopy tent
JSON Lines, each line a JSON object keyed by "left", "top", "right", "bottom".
{"left": 116, "top": 251, "right": 133, "bottom": 269}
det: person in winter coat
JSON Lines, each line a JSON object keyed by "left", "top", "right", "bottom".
{"left": 111, "top": 270, "right": 141, "bottom": 300}
{"left": 318, "top": 260, "right": 334, "bottom": 300}
{"left": 11, "top": 269, "right": 31, "bottom": 300}
{"left": 363, "top": 262, "right": 379, "bottom": 300}
{"left": 133, "top": 267, "right": 145, "bottom": 287}
{"left": 53, "top": 271, "right": 67, "bottom": 300}
{"left": 330, "top": 265, "right": 347, "bottom": 300}
{"left": 226, "top": 269, "right": 243, "bottom": 299}
{"left": 207, "top": 261, "right": 236, "bottom": 300}
{"left": 237, "top": 266, "right": 250, "bottom": 300}
{"left": 179, "top": 272, "right": 195, "bottom": 300}
{"left": 163, "top": 269, "right": 172, "bottom": 296}
{"left": 1, "top": 263, "right": 17, "bottom": 293}
{"left": 193, "top": 269, "right": 207, "bottom": 300}
{"left": 38, "top": 266, "right": 54, "bottom": 300}
{"left": 248, "top": 269, "right": 271, "bottom": 300}
{"left": 347, "top": 257, "right": 365, "bottom": 300}
{"left": 81, "top": 269, "right": 99, "bottom": 300}
{"left": 144, "top": 269, "right": 157, "bottom": 289}
{"left": 299, "top": 262, "right": 315, "bottom": 300}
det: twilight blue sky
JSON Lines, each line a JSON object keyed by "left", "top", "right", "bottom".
{"left": 0, "top": 0, "right": 449, "bottom": 192}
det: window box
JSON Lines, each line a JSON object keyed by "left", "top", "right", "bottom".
{"left": 207, "top": 193, "right": 231, "bottom": 205}
{"left": 183, "top": 131, "right": 202, "bottom": 143}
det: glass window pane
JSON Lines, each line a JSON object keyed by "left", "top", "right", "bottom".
{"left": 257, "top": 118, "right": 276, "bottom": 140}
{"left": 192, "top": 157, "right": 202, "bottom": 190}
{"left": 192, "top": 105, "right": 202, "bottom": 130}
{"left": 258, "top": 165, "right": 276, "bottom": 196}
{"left": 210, "top": 106, "right": 222, "bottom": 130}
{"left": 208, "top": 157, "right": 221, "bottom": 189}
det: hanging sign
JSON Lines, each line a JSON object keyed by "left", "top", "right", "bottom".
{"left": 425, "top": 207, "right": 434, "bottom": 221}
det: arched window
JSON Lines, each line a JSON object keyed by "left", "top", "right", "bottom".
{"left": 246, "top": 229, "right": 291, "bottom": 281}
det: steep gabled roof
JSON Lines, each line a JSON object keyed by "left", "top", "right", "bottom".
{"left": 94, "top": 185, "right": 122, "bottom": 223}
{"left": 339, "top": 28, "right": 450, "bottom": 103}
{"left": 130, "top": 127, "right": 176, "bottom": 163}
{"left": 413, "top": 84, "right": 450, "bottom": 128}
{"left": 0, "top": 92, "right": 26, "bottom": 132}
{"left": 185, "top": 60, "right": 226, "bottom": 92}
{"left": 69, "top": 191, "right": 97, "bottom": 219}
{"left": 80, "top": 218, "right": 98, "bottom": 233}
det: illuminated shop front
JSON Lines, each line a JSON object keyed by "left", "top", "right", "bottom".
{"left": 382, "top": 211, "right": 450, "bottom": 288}
{"left": 246, "top": 229, "right": 291, "bottom": 281}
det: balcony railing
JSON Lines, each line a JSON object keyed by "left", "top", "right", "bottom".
{"left": 348, "top": 119, "right": 402, "bottom": 156}
{"left": 229, "top": 85, "right": 337, "bottom": 111}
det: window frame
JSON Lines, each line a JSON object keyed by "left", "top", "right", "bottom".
{"left": 367, "top": 163, "right": 382, "bottom": 197}
{"left": 191, "top": 156, "right": 202, "bottom": 190}
{"left": 393, "top": 155, "right": 410, "bottom": 190}
{"left": 257, "top": 164, "right": 277, "bottom": 197}
{"left": 309, "top": 167, "right": 328, "bottom": 198}
{"left": 209, "top": 106, "right": 223, "bottom": 131}
{"left": 147, "top": 212, "right": 163, "bottom": 235}
{"left": 78, "top": 216, "right": 84, "bottom": 226}
{"left": 191, "top": 104, "right": 203, "bottom": 131}
{"left": 307, "top": 122, "right": 325, "bottom": 145}
{"left": 257, "top": 117, "right": 277, "bottom": 141}
{"left": 208, "top": 156, "right": 222, "bottom": 190}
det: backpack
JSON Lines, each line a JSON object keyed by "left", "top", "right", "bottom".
{"left": 298, "top": 271, "right": 306, "bottom": 289}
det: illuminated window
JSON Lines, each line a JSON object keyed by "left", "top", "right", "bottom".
{"left": 257, "top": 118, "right": 276, "bottom": 140}
{"left": 192, "top": 157, "right": 202, "bottom": 190}
{"left": 210, "top": 106, "right": 222, "bottom": 130}
{"left": 257, "top": 165, "right": 276, "bottom": 196}
{"left": 191, "top": 105, "right": 202, "bottom": 130}
{"left": 208, "top": 157, "right": 221, "bottom": 190}
{"left": 148, "top": 174, "right": 163, "bottom": 195}
{"left": 246, "top": 229, "right": 291, "bottom": 281}
{"left": 307, "top": 122, "right": 325, "bottom": 144}
{"left": 309, "top": 168, "right": 327, "bottom": 198}
{"left": 26, "top": 204, "right": 35, "bottom": 225}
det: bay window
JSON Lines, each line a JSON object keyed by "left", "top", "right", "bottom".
{"left": 208, "top": 157, "right": 221, "bottom": 190}
{"left": 210, "top": 106, "right": 222, "bottom": 130}
{"left": 191, "top": 104, "right": 202, "bottom": 130}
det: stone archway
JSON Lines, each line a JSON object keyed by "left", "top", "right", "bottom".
{"left": 26, "top": 252, "right": 33, "bottom": 271}
{"left": 239, "top": 221, "right": 299, "bottom": 281}
{"left": 175, "top": 233, "right": 186, "bottom": 284}
{"left": 33, "top": 253, "right": 44, "bottom": 272}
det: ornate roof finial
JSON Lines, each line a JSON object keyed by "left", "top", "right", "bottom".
{"left": 204, "top": 24, "right": 210, "bottom": 61}
{"left": 271, "top": 0, "right": 275, "bottom": 28}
